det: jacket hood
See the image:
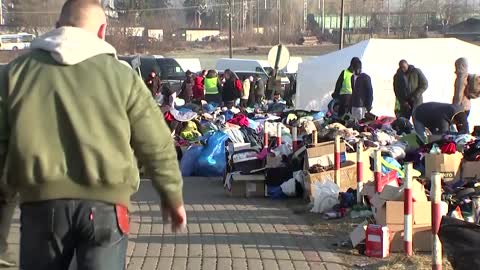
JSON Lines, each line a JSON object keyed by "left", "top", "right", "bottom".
{"left": 455, "top": 58, "right": 468, "bottom": 75}
{"left": 31, "top": 27, "right": 117, "bottom": 65}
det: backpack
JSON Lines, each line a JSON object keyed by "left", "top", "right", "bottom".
{"left": 235, "top": 79, "right": 243, "bottom": 92}
{"left": 467, "top": 74, "right": 480, "bottom": 99}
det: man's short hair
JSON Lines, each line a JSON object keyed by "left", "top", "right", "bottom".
{"left": 399, "top": 59, "right": 408, "bottom": 66}
{"left": 57, "top": 0, "right": 104, "bottom": 28}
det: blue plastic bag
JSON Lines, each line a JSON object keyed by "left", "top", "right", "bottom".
{"left": 196, "top": 131, "right": 229, "bottom": 177}
{"left": 180, "top": 145, "right": 203, "bottom": 176}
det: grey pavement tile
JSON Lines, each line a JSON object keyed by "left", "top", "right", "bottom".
{"left": 217, "top": 258, "right": 233, "bottom": 270}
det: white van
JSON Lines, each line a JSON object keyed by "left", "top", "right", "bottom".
{"left": 216, "top": 58, "right": 267, "bottom": 74}
{"left": 175, "top": 58, "right": 202, "bottom": 73}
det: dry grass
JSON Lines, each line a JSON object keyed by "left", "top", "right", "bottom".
{"left": 287, "top": 200, "right": 453, "bottom": 270}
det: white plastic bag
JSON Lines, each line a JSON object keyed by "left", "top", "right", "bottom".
{"left": 280, "top": 178, "right": 297, "bottom": 197}
{"left": 311, "top": 177, "right": 340, "bottom": 214}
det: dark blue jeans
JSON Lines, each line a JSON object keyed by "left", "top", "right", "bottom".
{"left": 20, "top": 200, "right": 128, "bottom": 270}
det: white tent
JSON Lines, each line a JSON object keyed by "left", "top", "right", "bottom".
{"left": 296, "top": 38, "right": 480, "bottom": 128}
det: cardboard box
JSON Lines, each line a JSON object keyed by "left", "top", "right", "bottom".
{"left": 304, "top": 161, "right": 357, "bottom": 200}
{"left": 305, "top": 141, "right": 346, "bottom": 170}
{"left": 461, "top": 160, "right": 480, "bottom": 180}
{"left": 376, "top": 201, "right": 432, "bottom": 226}
{"left": 346, "top": 149, "right": 374, "bottom": 181}
{"left": 425, "top": 152, "right": 463, "bottom": 182}
{"left": 225, "top": 174, "right": 265, "bottom": 198}
{"left": 370, "top": 179, "right": 428, "bottom": 210}
{"left": 388, "top": 225, "right": 432, "bottom": 252}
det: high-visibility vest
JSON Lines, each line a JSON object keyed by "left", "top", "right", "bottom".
{"left": 204, "top": 77, "right": 218, "bottom": 95}
{"left": 340, "top": 69, "right": 353, "bottom": 95}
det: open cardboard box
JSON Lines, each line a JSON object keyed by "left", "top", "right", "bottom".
{"left": 425, "top": 152, "right": 463, "bottom": 182}
{"left": 304, "top": 161, "right": 357, "bottom": 201}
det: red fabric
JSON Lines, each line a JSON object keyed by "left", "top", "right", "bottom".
{"left": 227, "top": 114, "right": 249, "bottom": 127}
{"left": 164, "top": 111, "right": 175, "bottom": 122}
{"left": 235, "top": 79, "right": 243, "bottom": 92}
{"left": 441, "top": 142, "right": 457, "bottom": 154}
{"left": 193, "top": 76, "right": 205, "bottom": 100}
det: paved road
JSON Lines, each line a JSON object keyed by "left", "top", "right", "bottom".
{"left": 6, "top": 178, "right": 346, "bottom": 270}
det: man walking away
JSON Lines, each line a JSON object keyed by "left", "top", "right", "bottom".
{"left": 413, "top": 102, "right": 468, "bottom": 143}
{"left": 393, "top": 60, "right": 428, "bottom": 120}
{"left": 0, "top": 1, "right": 186, "bottom": 269}
{"left": 332, "top": 57, "right": 362, "bottom": 117}
{"left": 241, "top": 76, "right": 253, "bottom": 108}
{"left": 351, "top": 61, "right": 373, "bottom": 121}
{"left": 254, "top": 74, "right": 265, "bottom": 106}
{"left": 452, "top": 58, "right": 471, "bottom": 131}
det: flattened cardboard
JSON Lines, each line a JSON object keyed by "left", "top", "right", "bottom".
{"left": 350, "top": 221, "right": 369, "bottom": 247}
{"left": 425, "top": 152, "right": 462, "bottom": 182}
{"left": 388, "top": 225, "right": 432, "bottom": 252}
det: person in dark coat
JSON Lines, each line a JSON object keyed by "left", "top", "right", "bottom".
{"left": 332, "top": 57, "right": 362, "bottom": 117}
{"left": 254, "top": 74, "right": 265, "bottom": 105}
{"left": 222, "top": 69, "right": 240, "bottom": 108}
{"left": 351, "top": 62, "right": 373, "bottom": 121}
{"left": 179, "top": 70, "right": 194, "bottom": 103}
{"left": 393, "top": 60, "right": 429, "bottom": 120}
{"left": 413, "top": 102, "right": 468, "bottom": 143}
{"left": 145, "top": 70, "right": 162, "bottom": 98}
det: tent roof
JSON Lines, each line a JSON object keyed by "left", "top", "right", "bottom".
{"left": 296, "top": 38, "right": 480, "bottom": 128}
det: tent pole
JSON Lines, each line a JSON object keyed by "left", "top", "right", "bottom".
{"left": 339, "top": 0, "right": 345, "bottom": 50}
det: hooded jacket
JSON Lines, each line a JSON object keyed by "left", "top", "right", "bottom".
{"left": 0, "top": 27, "right": 183, "bottom": 209}
{"left": 452, "top": 58, "right": 471, "bottom": 111}
{"left": 413, "top": 102, "right": 466, "bottom": 134}
{"left": 393, "top": 65, "right": 428, "bottom": 107}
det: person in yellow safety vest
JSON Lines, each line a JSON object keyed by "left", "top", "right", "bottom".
{"left": 332, "top": 57, "right": 362, "bottom": 117}
{"left": 204, "top": 69, "right": 222, "bottom": 105}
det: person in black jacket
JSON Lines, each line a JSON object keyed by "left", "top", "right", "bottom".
{"left": 413, "top": 102, "right": 468, "bottom": 143}
{"left": 393, "top": 60, "right": 428, "bottom": 120}
{"left": 351, "top": 62, "right": 373, "bottom": 121}
{"left": 222, "top": 69, "right": 240, "bottom": 108}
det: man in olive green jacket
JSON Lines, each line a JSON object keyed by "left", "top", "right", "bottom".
{"left": 0, "top": 1, "right": 185, "bottom": 269}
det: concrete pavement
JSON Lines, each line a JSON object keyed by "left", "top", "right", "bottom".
{"left": 5, "top": 178, "right": 346, "bottom": 270}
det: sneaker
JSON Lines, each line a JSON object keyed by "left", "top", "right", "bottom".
{"left": 0, "top": 252, "right": 16, "bottom": 268}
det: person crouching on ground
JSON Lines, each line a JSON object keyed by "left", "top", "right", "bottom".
{"left": 413, "top": 102, "right": 468, "bottom": 143}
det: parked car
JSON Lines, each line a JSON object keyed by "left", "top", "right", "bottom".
{"left": 119, "top": 55, "right": 185, "bottom": 91}
{"left": 216, "top": 58, "right": 290, "bottom": 94}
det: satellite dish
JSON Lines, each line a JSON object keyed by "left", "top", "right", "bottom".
{"left": 267, "top": 44, "right": 290, "bottom": 70}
